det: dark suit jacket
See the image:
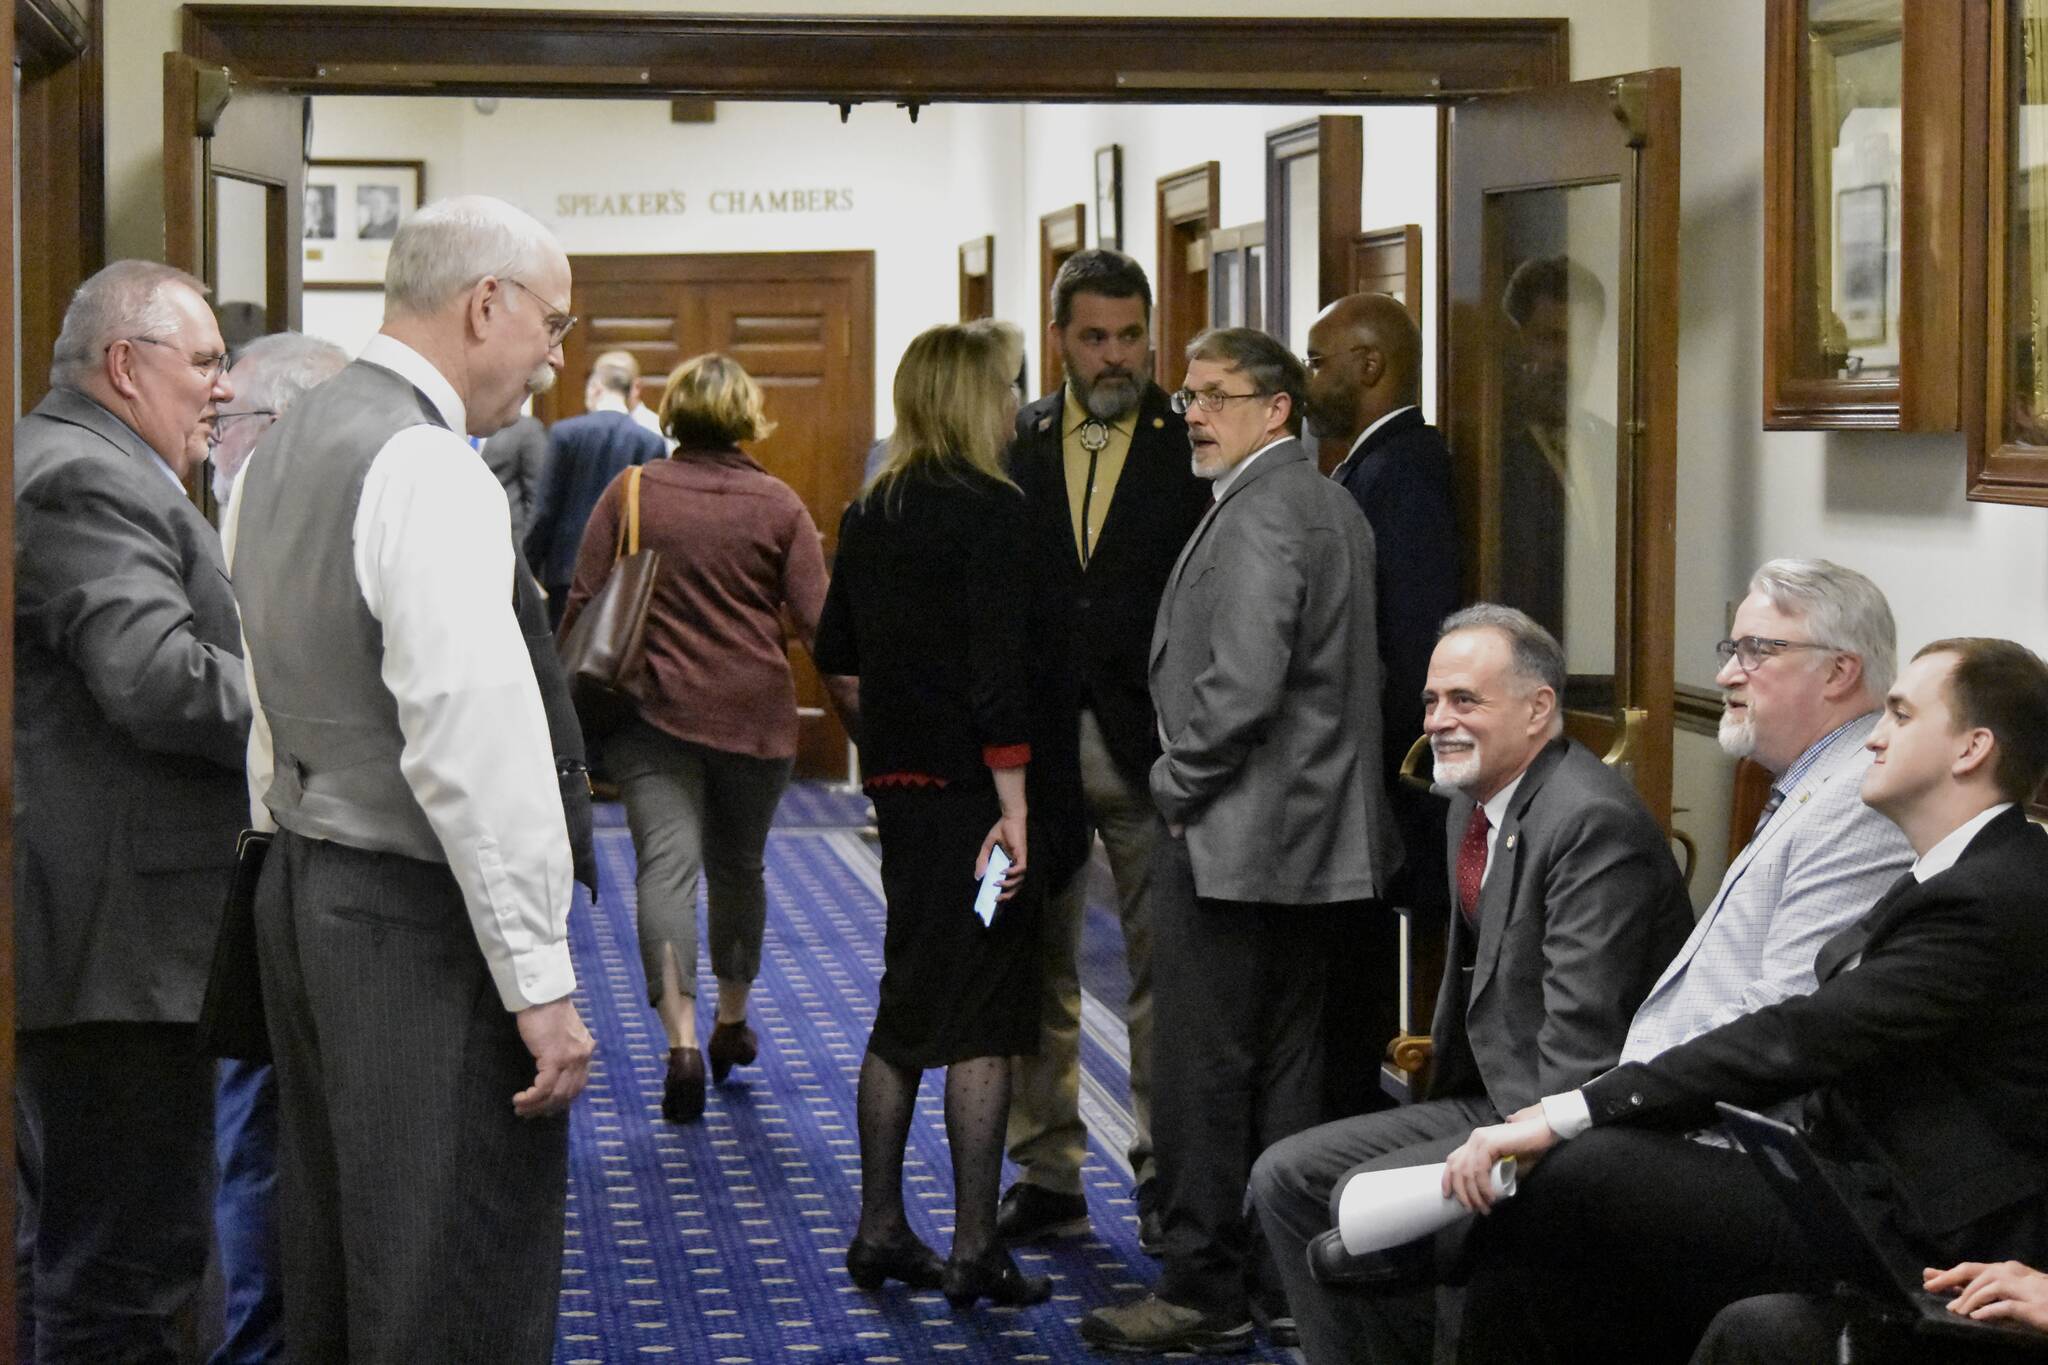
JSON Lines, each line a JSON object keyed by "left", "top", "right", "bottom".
{"left": 483, "top": 415, "right": 549, "bottom": 550}
{"left": 523, "top": 409, "right": 664, "bottom": 589}
{"left": 1009, "top": 385, "right": 1210, "bottom": 783}
{"left": 512, "top": 558, "right": 596, "bottom": 896}
{"left": 1427, "top": 737, "right": 1692, "bottom": 1115}
{"left": 1586, "top": 806, "right": 2048, "bottom": 1259}
{"left": 12, "top": 388, "right": 252, "bottom": 1029}
{"left": 1331, "top": 406, "right": 1461, "bottom": 784}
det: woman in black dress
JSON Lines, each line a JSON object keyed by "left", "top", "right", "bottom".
{"left": 814, "top": 321, "right": 1076, "bottom": 1311}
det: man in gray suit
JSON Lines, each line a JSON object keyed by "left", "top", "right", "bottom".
{"left": 14, "top": 259, "right": 249, "bottom": 1359}
{"left": 481, "top": 412, "right": 548, "bottom": 549}
{"left": 1081, "top": 327, "right": 1397, "bottom": 1356}
{"left": 227, "top": 196, "right": 593, "bottom": 1361}
{"left": 1248, "top": 605, "right": 1692, "bottom": 1365}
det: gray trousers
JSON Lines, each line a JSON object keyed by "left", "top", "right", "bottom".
{"left": 611, "top": 722, "right": 793, "bottom": 1003}
{"left": 1249, "top": 1094, "right": 1498, "bottom": 1365}
{"left": 256, "top": 831, "right": 568, "bottom": 1364}
{"left": 1006, "top": 710, "right": 1159, "bottom": 1194}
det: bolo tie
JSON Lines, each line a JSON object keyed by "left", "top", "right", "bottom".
{"left": 1078, "top": 419, "right": 1110, "bottom": 567}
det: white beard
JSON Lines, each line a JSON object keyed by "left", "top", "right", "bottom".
{"left": 1431, "top": 738, "right": 1482, "bottom": 792}
{"left": 1718, "top": 706, "right": 1756, "bottom": 760}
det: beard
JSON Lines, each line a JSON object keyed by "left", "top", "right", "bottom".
{"left": 1066, "top": 355, "right": 1144, "bottom": 422}
{"left": 1717, "top": 704, "right": 1756, "bottom": 759}
{"left": 525, "top": 359, "right": 557, "bottom": 397}
{"left": 1431, "top": 732, "right": 1483, "bottom": 791}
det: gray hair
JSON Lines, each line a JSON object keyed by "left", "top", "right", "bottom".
{"left": 1440, "top": 603, "right": 1568, "bottom": 720}
{"left": 1184, "top": 327, "right": 1307, "bottom": 433}
{"left": 228, "top": 332, "right": 349, "bottom": 414}
{"left": 383, "top": 195, "right": 558, "bottom": 317}
{"left": 1748, "top": 558, "right": 1896, "bottom": 702}
{"left": 48, "top": 260, "right": 210, "bottom": 391}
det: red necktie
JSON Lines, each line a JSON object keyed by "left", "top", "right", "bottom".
{"left": 1457, "top": 806, "right": 1492, "bottom": 930}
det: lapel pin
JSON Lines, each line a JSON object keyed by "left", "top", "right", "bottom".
{"left": 1505, "top": 834, "right": 1517, "bottom": 850}
{"left": 1799, "top": 791, "right": 1811, "bottom": 803}
{"left": 1153, "top": 416, "right": 1165, "bottom": 429}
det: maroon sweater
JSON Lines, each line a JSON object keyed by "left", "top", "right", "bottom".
{"left": 562, "top": 448, "right": 826, "bottom": 760}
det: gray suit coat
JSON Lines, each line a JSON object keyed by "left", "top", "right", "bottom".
{"left": 13, "top": 387, "right": 251, "bottom": 1029}
{"left": 1147, "top": 437, "right": 1396, "bottom": 904}
{"left": 482, "top": 415, "right": 548, "bottom": 550}
{"left": 1426, "top": 737, "right": 1693, "bottom": 1114}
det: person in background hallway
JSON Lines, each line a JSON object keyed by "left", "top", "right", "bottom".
{"left": 203, "top": 328, "right": 348, "bottom": 1365}
{"left": 1443, "top": 637, "right": 2048, "bottom": 1365}
{"left": 14, "top": 259, "right": 249, "bottom": 1362}
{"left": 1248, "top": 605, "right": 1690, "bottom": 1365}
{"left": 999, "top": 248, "right": 1210, "bottom": 1257}
{"left": 1081, "top": 326, "right": 1398, "bottom": 1356}
{"left": 524, "top": 347, "right": 664, "bottom": 626}
{"left": 225, "top": 196, "right": 593, "bottom": 1362}
{"left": 814, "top": 322, "right": 1084, "bottom": 1313}
{"left": 612, "top": 348, "right": 673, "bottom": 449}
{"left": 562, "top": 352, "right": 845, "bottom": 1123}
{"left": 1304, "top": 290, "right": 1461, "bottom": 1120}
{"left": 482, "top": 410, "right": 549, "bottom": 549}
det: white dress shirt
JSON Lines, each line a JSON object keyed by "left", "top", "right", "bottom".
{"left": 1473, "top": 769, "right": 1526, "bottom": 887}
{"left": 224, "top": 334, "right": 575, "bottom": 1013}
{"left": 1329, "top": 404, "right": 1418, "bottom": 484}
{"left": 1210, "top": 435, "right": 1292, "bottom": 501}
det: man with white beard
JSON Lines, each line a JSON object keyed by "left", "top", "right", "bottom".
{"left": 1248, "top": 603, "right": 1691, "bottom": 1365}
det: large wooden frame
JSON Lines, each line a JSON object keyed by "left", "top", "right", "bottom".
{"left": 1761, "top": 0, "right": 1968, "bottom": 431}
{"left": 1039, "top": 203, "right": 1086, "bottom": 395}
{"left": 18, "top": 0, "right": 101, "bottom": 414}
{"left": 1155, "top": 161, "right": 1221, "bottom": 384}
{"left": 1265, "top": 116, "right": 1363, "bottom": 349}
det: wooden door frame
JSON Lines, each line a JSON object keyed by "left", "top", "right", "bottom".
{"left": 18, "top": 0, "right": 102, "bottom": 415}
{"left": 1038, "top": 203, "right": 1086, "bottom": 396}
{"left": 1155, "top": 161, "right": 1220, "bottom": 385}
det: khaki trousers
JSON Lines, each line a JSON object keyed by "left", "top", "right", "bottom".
{"left": 1005, "top": 709, "right": 1159, "bottom": 1194}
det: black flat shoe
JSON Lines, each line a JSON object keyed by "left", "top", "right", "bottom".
{"left": 662, "top": 1047, "right": 705, "bottom": 1124}
{"left": 706, "top": 1019, "right": 758, "bottom": 1083}
{"left": 941, "top": 1249, "right": 1052, "bottom": 1309}
{"left": 845, "top": 1234, "right": 945, "bottom": 1291}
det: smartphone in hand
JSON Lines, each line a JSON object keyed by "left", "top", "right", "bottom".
{"left": 973, "top": 845, "right": 1012, "bottom": 926}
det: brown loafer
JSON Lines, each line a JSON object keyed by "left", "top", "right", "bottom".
{"left": 706, "top": 1019, "right": 758, "bottom": 1083}
{"left": 662, "top": 1046, "right": 705, "bottom": 1123}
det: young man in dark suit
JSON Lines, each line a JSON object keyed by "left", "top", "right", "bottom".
{"left": 1443, "top": 636, "right": 2048, "bottom": 1364}
{"left": 1305, "top": 290, "right": 1462, "bottom": 1115}
{"left": 998, "top": 250, "right": 1212, "bottom": 1252}
{"left": 1246, "top": 605, "right": 1691, "bottom": 1365}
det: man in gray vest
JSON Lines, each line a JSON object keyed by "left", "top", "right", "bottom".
{"left": 225, "top": 195, "right": 593, "bottom": 1362}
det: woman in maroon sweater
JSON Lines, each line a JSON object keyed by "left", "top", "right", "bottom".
{"left": 562, "top": 353, "right": 835, "bottom": 1124}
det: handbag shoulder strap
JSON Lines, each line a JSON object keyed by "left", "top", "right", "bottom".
{"left": 614, "top": 465, "right": 645, "bottom": 561}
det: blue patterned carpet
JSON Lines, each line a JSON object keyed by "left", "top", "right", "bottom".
{"left": 553, "top": 786, "right": 1298, "bottom": 1363}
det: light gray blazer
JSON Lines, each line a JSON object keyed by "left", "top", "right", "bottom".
{"left": 1147, "top": 437, "right": 1397, "bottom": 904}
{"left": 13, "top": 387, "right": 251, "bottom": 1029}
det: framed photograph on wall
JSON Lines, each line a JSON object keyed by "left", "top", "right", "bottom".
{"left": 1095, "top": 144, "right": 1123, "bottom": 252}
{"left": 1833, "top": 183, "right": 1889, "bottom": 347}
{"left": 303, "top": 159, "right": 426, "bottom": 290}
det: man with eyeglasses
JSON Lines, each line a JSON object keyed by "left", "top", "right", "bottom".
{"left": 13, "top": 260, "right": 251, "bottom": 1358}
{"left": 225, "top": 196, "right": 594, "bottom": 1359}
{"left": 997, "top": 248, "right": 1210, "bottom": 1257}
{"left": 523, "top": 346, "right": 664, "bottom": 628}
{"left": 1081, "top": 326, "right": 1397, "bottom": 1356}
{"left": 210, "top": 330, "right": 349, "bottom": 510}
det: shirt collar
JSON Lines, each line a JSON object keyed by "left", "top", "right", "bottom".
{"left": 1775, "top": 712, "right": 1877, "bottom": 794}
{"left": 145, "top": 446, "right": 186, "bottom": 490}
{"left": 1481, "top": 768, "right": 1527, "bottom": 832}
{"left": 1912, "top": 803, "right": 2013, "bottom": 882}
{"left": 1062, "top": 387, "right": 1138, "bottom": 438}
{"left": 1344, "top": 405, "right": 1419, "bottom": 461}
{"left": 360, "top": 333, "right": 467, "bottom": 435}
{"left": 1211, "top": 436, "right": 1291, "bottom": 501}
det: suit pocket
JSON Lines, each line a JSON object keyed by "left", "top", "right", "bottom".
{"left": 130, "top": 823, "right": 239, "bottom": 874}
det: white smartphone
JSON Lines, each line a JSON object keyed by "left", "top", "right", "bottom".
{"left": 972, "top": 845, "right": 1012, "bottom": 927}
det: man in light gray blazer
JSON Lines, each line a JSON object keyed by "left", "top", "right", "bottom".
{"left": 14, "top": 260, "right": 250, "bottom": 1360}
{"left": 1247, "top": 606, "right": 1691, "bottom": 1365}
{"left": 1082, "top": 327, "right": 1397, "bottom": 1356}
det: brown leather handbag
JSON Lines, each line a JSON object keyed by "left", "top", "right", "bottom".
{"left": 557, "top": 464, "right": 661, "bottom": 740}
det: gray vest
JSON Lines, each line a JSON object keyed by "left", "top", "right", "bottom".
{"left": 233, "top": 359, "right": 452, "bottom": 863}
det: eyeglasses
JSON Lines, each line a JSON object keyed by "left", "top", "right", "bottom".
{"left": 115, "top": 335, "right": 229, "bottom": 382}
{"left": 1304, "top": 344, "right": 1370, "bottom": 375}
{"left": 208, "top": 409, "right": 277, "bottom": 445}
{"left": 1713, "top": 636, "right": 1839, "bottom": 671}
{"left": 504, "top": 277, "right": 578, "bottom": 346}
{"left": 1169, "top": 387, "right": 1274, "bottom": 415}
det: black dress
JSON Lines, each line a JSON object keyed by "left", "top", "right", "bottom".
{"left": 814, "top": 463, "right": 1076, "bottom": 1069}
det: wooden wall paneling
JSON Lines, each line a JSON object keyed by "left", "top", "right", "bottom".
{"left": 1155, "top": 160, "right": 1220, "bottom": 384}
{"left": 15, "top": 0, "right": 101, "bottom": 415}
{"left": 1038, "top": 203, "right": 1085, "bottom": 396}
{"left": 182, "top": 11, "right": 1570, "bottom": 101}
{"left": 1348, "top": 223, "right": 1425, "bottom": 323}
{"left": 2, "top": 0, "right": 19, "bottom": 1341}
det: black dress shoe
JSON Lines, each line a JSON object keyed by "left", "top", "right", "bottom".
{"left": 1306, "top": 1228, "right": 1430, "bottom": 1290}
{"left": 995, "top": 1182, "right": 1090, "bottom": 1242}
{"left": 941, "top": 1248, "right": 1052, "bottom": 1309}
{"left": 706, "top": 1018, "right": 757, "bottom": 1083}
{"left": 662, "top": 1047, "right": 705, "bottom": 1124}
{"left": 1134, "top": 1178, "right": 1165, "bottom": 1257}
{"left": 845, "top": 1233, "right": 945, "bottom": 1291}
{"left": 1251, "top": 1296, "right": 1300, "bottom": 1348}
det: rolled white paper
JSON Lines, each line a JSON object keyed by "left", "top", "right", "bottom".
{"left": 1334, "top": 1158, "right": 1516, "bottom": 1255}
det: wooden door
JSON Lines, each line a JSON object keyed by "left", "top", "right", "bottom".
{"left": 554, "top": 252, "right": 875, "bottom": 781}
{"left": 1348, "top": 224, "right": 1424, "bottom": 323}
{"left": 958, "top": 234, "right": 993, "bottom": 321}
{"left": 1444, "top": 70, "right": 1681, "bottom": 826}
{"left": 1038, "top": 203, "right": 1086, "bottom": 396}
{"left": 1155, "top": 162, "right": 1220, "bottom": 385}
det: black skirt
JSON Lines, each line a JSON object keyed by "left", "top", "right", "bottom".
{"left": 866, "top": 779, "right": 1042, "bottom": 1070}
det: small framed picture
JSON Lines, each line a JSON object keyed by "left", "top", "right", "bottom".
{"left": 1095, "top": 144, "right": 1123, "bottom": 252}
{"left": 303, "top": 159, "right": 426, "bottom": 290}
{"left": 1834, "top": 183, "right": 1889, "bottom": 347}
